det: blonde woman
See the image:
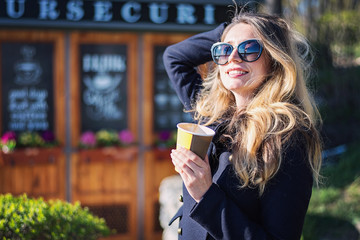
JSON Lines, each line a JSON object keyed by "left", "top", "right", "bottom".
{"left": 164, "top": 10, "right": 322, "bottom": 240}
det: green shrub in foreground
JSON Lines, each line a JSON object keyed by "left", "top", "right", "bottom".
{"left": 0, "top": 194, "right": 111, "bottom": 240}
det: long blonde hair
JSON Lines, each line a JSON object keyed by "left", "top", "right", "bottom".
{"left": 194, "top": 12, "right": 322, "bottom": 194}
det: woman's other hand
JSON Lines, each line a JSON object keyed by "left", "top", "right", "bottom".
{"left": 170, "top": 147, "right": 212, "bottom": 202}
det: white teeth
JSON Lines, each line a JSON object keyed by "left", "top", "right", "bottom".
{"left": 228, "top": 70, "right": 247, "bottom": 75}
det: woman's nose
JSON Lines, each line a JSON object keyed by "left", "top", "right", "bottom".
{"left": 227, "top": 47, "right": 243, "bottom": 63}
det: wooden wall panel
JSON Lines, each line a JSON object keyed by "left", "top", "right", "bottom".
{"left": 0, "top": 30, "right": 66, "bottom": 200}
{"left": 71, "top": 148, "right": 138, "bottom": 240}
{"left": 142, "top": 33, "right": 192, "bottom": 240}
{"left": 70, "top": 32, "right": 139, "bottom": 240}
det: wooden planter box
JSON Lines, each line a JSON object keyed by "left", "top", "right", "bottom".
{"left": 73, "top": 146, "right": 138, "bottom": 201}
{"left": 71, "top": 146, "right": 139, "bottom": 240}
{"left": 78, "top": 146, "right": 138, "bottom": 164}
{"left": 0, "top": 147, "right": 65, "bottom": 200}
{"left": 152, "top": 147, "right": 172, "bottom": 161}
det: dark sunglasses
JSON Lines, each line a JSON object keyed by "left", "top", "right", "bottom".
{"left": 211, "top": 39, "right": 263, "bottom": 65}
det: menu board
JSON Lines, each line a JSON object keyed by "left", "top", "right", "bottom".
{"left": 1, "top": 43, "right": 54, "bottom": 133}
{"left": 153, "top": 46, "right": 192, "bottom": 131}
{"left": 80, "top": 44, "right": 128, "bottom": 132}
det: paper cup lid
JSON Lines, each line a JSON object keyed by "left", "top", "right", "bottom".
{"left": 177, "top": 123, "right": 215, "bottom": 137}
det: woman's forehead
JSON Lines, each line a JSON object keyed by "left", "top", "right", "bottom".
{"left": 223, "top": 23, "right": 257, "bottom": 44}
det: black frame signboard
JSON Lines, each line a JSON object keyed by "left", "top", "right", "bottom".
{"left": 1, "top": 42, "right": 55, "bottom": 134}
{"left": 153, "top": 45, "right": 192, "bottom": 132}
{"left": 0, "top": 0, "right": 237, "bottom": 31}
{"left": 79, "top": 44, "right": 128, "bottom": 132}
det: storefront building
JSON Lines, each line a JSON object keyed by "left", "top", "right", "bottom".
{"left": 0, "top": 1, "right": 253, "bottom": 239}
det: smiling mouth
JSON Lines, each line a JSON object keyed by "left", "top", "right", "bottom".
{"left": 227, "top": 69, "right": 248, "bottom": 77}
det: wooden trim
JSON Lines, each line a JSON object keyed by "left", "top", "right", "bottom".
{"left": 54, "top": 33, "right": 66, "bottom": 144}
{"left": 0, "top": 37, "right": 2, "bottom": 136}
{"left": 70, "top": 32, "right": 81, "bottom": 148}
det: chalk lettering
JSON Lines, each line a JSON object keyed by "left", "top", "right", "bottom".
{"left": 82, "top": 54, "right": 126, "bottom": 72}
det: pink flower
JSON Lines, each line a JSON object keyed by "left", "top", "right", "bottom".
{"left": 80, "top": 131, "right": 96, "bottom": 147}
{"left": 118, "top": 130, "right": 135, "bottom": 145}
{"left": 158, "top": 131, "right": 171, "bottom": 141}
{"left": 41, "top": 130, "right": 55, "bottom": 142}
{"left": 1, "top": 131, "right": 16, "bottom": 144}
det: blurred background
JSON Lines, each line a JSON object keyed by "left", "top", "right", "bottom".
{"left": 264, "top": 1, "right": 360, "bottom": 239}
{"left": 0, "top": 0, "right": 359, "bottom": 240}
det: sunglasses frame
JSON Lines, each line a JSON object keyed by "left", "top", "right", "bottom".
{"left": 211, "top": 39, "right": 263, "bottom": 65}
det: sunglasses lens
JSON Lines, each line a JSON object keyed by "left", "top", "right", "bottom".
{"left": 212, "top": 44, "right": 233, "bottom": 65}
{"left": 211, "top": 40, "right": 263, "bottom": 65}
{"left": 238, "top": 40, "right": 262, "bottom": 62}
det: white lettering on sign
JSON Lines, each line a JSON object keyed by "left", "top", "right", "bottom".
{"left": 5, "top": 0, "right": 26, "bottom": 19}
{"left": 82, "top": 54, "right": 126, "bottom": 73}
{"left": 4, "top": 1, "right": 218, "bottom": 26}
{"left": 83, "top": 90, "right": 123, "bottom": 120}
{"left": 38, "top": 0, "right": 60, "bottom": 20}
{"left": 8, "top": 87, "right": 49, "bottom": 131}
{"left": 27, "top": 121, "right": 49, "bottom": 131}
{"left": 66, "top": 0, "right": 84, "bottom": 21}
{"left": 121, "top": 2, "right": 141, "bottom": 23}
{"left": 9, "top": 122, "right": 26, "bottom": 131}
{"left": 204, "top": 4, "right": 215, "bottom": 24}
{"left": 149, "top": 3, "right": 168, "bottom": 24}
{"left": 81, "top": 52, "right": 125, "bottom": 121}
{"left": 94, "top": 0, "right": 113, "bottom": 22}
{"left": 177, "top": 4, "right": 197, "bottom": 24}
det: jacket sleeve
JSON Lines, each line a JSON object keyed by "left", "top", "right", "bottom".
{"left": 189, "top": 136, "right": 314, "bottom": 240}
{"left": 162, "top": 23, "right": 227, "bottom": 110}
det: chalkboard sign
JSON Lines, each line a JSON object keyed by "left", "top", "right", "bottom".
{"left": 1, "top": 43, "right": 55, "bottom": 133}
{"left": 80, "top": 44, "right": 128, "bottom": 132}
{"left": 153, "top": 46, "right": 192, "bottom": 131}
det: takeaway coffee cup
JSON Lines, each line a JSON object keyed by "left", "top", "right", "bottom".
{"left": 176, "top": 123, "right": 215, "bottom": 159}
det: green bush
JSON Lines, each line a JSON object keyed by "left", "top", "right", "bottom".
{"left": 302, "top": 142, "right": 360, "bottom": 239}
{"left": 0, "top": 194, "right": 112, "bottom": 240}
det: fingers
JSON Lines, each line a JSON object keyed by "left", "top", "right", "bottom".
{"left": 171, "top": 148, "right": 200, "bottom": 169}
{"left": 170, "top": 147, "right": 212, "bottom": 202}
{"left": 171, "top": 148, "right": 194, "bottom": 175}
{"left": 170, "top": 147, "right": 209, "bottom": 175}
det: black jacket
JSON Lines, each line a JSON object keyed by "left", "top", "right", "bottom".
{"left": 163, "top": 23, "right": 313, "bottom": 240}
